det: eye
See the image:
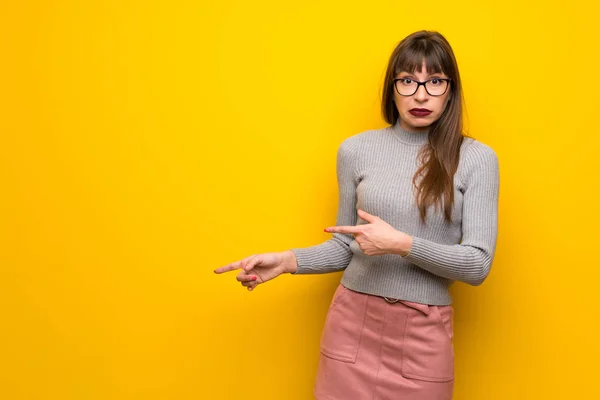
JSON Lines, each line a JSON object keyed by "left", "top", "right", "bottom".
{"left": 399, "top": 78, "right": 413, "bottom": 85}
{"left": 430, "top": 78, "right": 443, "bottom": 85}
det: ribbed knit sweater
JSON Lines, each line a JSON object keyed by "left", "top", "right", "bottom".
{"left": 290, "top": 119, "right": 499, "bottom": 305}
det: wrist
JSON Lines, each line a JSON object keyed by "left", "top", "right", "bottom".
{"left": 281, "top": 250, "right": 298, "bottom": 274}
{"left": 393, "top": 232, "right": 412, "bottom": 257}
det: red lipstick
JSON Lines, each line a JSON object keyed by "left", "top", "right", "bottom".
{"left": 409, "top": 108, "right": 432, "bottom": 117}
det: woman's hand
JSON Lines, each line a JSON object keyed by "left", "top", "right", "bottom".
{"left": 213, "top": 251, "right": 297, "bottom": 291}
{"left": 325, "top": 209, "right": 413, "bottom": 256}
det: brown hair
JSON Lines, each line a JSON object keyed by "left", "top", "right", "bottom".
{"left": 381, "top": 30, "right": 470, "bottom": 225}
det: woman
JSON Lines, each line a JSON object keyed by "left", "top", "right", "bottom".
{"left": 214, "top": 30, "right": 499, "bottom": 400}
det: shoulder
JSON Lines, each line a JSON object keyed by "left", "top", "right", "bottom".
{"left": 458, "top": 137, "right": 499, "bottom": 186}
{"left": 338, "top": 125, "right": 389, "bottom": 153}
{"left": 460, "top": 136, "right": 498, "bottom": 166}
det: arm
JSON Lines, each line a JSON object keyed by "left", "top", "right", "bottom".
{"left": 400, "top": 143, "right": 500, "bottom": 286}
{"left": 289, "top": 138, "right": 360, "bottom": 274}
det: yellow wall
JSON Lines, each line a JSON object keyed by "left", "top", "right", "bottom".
{"left": 1, "top": 1, "right": 598, "bottom": 399}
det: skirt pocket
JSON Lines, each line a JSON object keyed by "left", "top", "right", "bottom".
{"left": 400, "top": 303, "right": 454, "bottom": 382}
{"left": 319, "top": 284, "right": 368, "bottom": 363}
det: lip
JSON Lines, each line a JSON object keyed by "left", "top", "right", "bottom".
{"left": 409, "top": 108, "right": 432, "bottom": 117}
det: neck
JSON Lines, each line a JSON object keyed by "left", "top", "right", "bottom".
{"left": 390, "top": 119, "right": 430, "bottom": 145}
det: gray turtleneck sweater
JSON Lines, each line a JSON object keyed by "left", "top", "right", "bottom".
{"left": 290, "top": 119, "right": 499, "bottom": 305}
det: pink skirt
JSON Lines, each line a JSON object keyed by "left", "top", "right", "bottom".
{"left": 314, "top": 283, "right": 455, "bottom": 400}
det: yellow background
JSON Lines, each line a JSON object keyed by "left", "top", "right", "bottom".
{"left": 1, "top": 1, "right": 598, "bottom": 399}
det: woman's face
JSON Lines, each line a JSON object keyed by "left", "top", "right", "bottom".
{"left": 393, "top": 60, "right": 452, "bottom": 132}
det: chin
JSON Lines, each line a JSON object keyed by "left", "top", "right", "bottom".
{"left": 407, "top": 118, "right": 430, "bottom": 127}
{"left": 410, "top": 114, "right": 435, "bottom": 124}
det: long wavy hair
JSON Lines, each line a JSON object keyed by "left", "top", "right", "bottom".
{"left": 381, "top": 30, "right": 470, "bottom": 225}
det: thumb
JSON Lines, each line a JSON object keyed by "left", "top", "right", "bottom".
{"left": 357, "top": 208, "right": 378, "bottom": 223}
{"left": 243, "top": 255, "right": 263, "bottom": 272}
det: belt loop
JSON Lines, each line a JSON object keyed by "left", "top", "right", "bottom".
{"left": 399, "top": 300, "right": 430, "bottom": 316}
{"left": 381, "top": 296, "right": 430, "bottom": 316}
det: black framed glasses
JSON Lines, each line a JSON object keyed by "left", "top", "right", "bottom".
{"left": 393, "top": 77, "right": 452, "bottom": 96}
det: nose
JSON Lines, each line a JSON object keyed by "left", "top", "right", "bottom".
{"left": 414, "top": 83, "right": 428, "bottom": 101}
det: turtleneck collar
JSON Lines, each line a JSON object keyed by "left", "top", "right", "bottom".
{"left": 390, "top": 118, "right": 430, "bottom": 146}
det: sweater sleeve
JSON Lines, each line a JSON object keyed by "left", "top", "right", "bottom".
{"left": 401, "top": 142, "right": 500, "bottom": 286}
{"left": 289, "top": 138, "right": 360, "bottom": 274}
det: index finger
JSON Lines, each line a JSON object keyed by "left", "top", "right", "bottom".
{"left": 214, "top": 260, "right": 242, "bottom": 274}
{"left": 325, "top": 225, "right": 361, "bottom": 234}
